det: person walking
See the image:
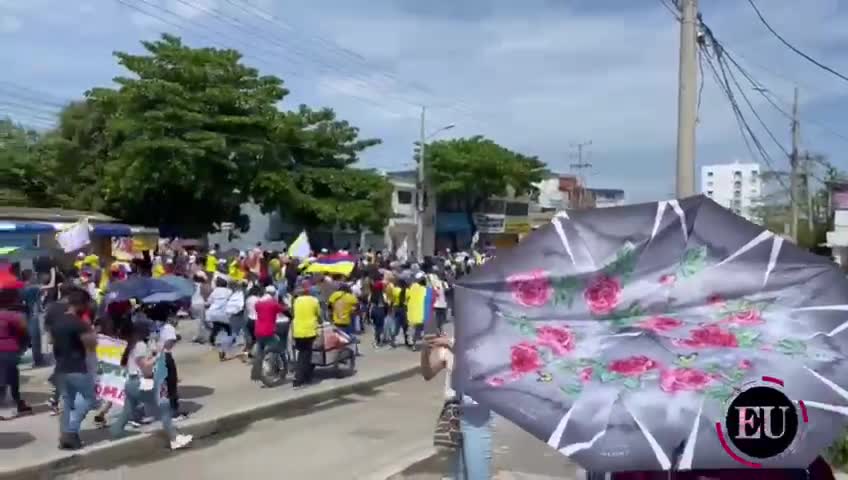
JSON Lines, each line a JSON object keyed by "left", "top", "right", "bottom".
{"left": 250, "top": 285, "right": 286, "bottom": 381}
{"left": 206, "top": 277, "right": 232, "bottom": 361}
{"left": 291, "top": 286, "right": 321, "bottom": 388}
{"left": 51, "top": 288, "right": 98, "bottom": 450}
{"left": 110, "top": 323, "right": 192, "bottom": 450}
{"left": 427, "top": 268, "right": 448, "bottom": 334}
{"left": 190, "top": 272, "right": 210, "bottom": 344}
{"left": 0, "top": 271, "right": 33, "bottom": 418}
{"left": 243, "top": 285, "right": 261, "bottom": 358}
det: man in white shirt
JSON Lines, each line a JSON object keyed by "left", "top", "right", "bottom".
{"left": 427, "top": 268, "right": 449, "bottom": 334}
{"left": 155, "top": 319, "right": 186, "bottom": 420}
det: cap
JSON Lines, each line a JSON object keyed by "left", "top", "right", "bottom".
{"left": 265, "top": 285, "right": 277, "bottom": 294}
{"left": 415, "top": 272, "right": 426, "bottom": 280}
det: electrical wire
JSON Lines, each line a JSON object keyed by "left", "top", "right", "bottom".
{"left": 746, "top": 0, "right": 848, "bottom": 84}
{"left": 657, "top": 0, "right": 681, "bottom": 21}
{"left": 700, "top": 42, "right": 789, "bottom": 191}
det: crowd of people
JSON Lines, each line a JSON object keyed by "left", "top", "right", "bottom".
{"left": 0, "top": 241, "right": 488, "bottom": 453}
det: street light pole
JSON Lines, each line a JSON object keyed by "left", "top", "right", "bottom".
{"left": 416, "top": 106, "right": 427, "bottom": 263}
{"left": 415, "top": 106, "right": 455, "bottom": 263}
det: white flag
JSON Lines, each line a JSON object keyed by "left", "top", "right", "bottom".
{"left": 396, "top": 236, "right": 409, "bottom": 263}
{"left": 57, "top": 218, "right": 91, "bottom": 253}
{"left": 287, "top": 231, "right": 311, "bottom": 259}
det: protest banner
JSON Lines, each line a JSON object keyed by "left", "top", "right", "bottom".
{"left": 95, "top": 334, "right": 167, "bottom": 406}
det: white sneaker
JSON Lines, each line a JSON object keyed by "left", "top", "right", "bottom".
{"left": 170, "top": 434, "right": 193, "bottom": 450}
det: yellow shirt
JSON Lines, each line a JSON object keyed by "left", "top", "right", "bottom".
{"left": 406, "top": 283, "right": 427, "bottom": 326}
{"left": 328, "top": 291, "right": 357, "bottom": 327}
{"left": 74, "top": 260, "right": 83, "bottom": 271}
{"left": 390, "top": 285, "right": 407, "bottom": 307}
{"left": 206, "top": 255, "right": 218, "bottom": 273}
{"left": 229, "top": 261, "right": 245, "bottom": 282}
{"left": 152, "top": 264, "right": 165, "bottom": 278}
{"left": 292, "top": 295, "right": 321, "bottom": 339}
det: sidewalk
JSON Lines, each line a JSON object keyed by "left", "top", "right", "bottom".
{"left": 1, "top": 322, "right": 421, "bottom": 480}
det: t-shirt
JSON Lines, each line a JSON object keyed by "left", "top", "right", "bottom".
{"left": 157, "top": 323, "right": 178, "bottom": 353}
{"left": 51, "top": 313, "right": 90, "bottom": 374}
{"left": 328, "top": 291, "right": 357, "bottom": 327}
{"left": 254, "top": 296, "right": 284, "bottom": 338}
{"left": 292, "top": 295, "right": 320, "bottom": 339}
{"left": 406, "top": 283, "right": 427, "bottom": 326}
{"left": 126, "top": 341, "right": 149, "bottom": 377}
{"left": 245, "top": 295, "right": 259, "bottom": 321}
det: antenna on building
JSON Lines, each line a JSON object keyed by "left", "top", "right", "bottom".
{"left": 570, "top": 141, "right": 593, "bottom": 208}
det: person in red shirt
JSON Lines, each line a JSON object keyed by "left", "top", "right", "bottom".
{"left": 0, "top": 274, "right": 33, "bottom": 417}
{"left": 250, "top": 285, "right": 288, "bottom": 381}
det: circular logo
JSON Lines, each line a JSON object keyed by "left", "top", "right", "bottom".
{"left": 724, "top": 385, "right": 799, "bottom": 459}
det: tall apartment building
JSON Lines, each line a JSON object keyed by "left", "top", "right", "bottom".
{"left": 701, "top": 162, "right": 762, "bottom": 221}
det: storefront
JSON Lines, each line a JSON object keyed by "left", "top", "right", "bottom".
{"left": 436, "top": 213, "right": 473, "bottom": 252}
{"left": 0, "top": 221, "right": 55, "bottom": 249}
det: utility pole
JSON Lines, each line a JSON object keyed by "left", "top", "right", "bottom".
{"left": 790, "top": 86, "right": 800, "bottom": 243}
{"left": 416, "top": 106, "right": 426, "bottom": 263}
{"left": 570, "top": 141, "right": 592, "bottom": 208}
{"left": 805, "top": 152, "right": 814, "bottom": 233}
{"left": 675, "top": 0, "right": 698, "bottom": 198}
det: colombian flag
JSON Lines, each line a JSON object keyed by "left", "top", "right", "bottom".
{"left": 407, "top": 284, "right": 435, "bottom": 327}
{"left": 304, "top": 253, "right": 356, "bottom": 277}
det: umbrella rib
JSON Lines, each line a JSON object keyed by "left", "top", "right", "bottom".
{"left": 715, "top": 230, "right": 774, "bottom": 267}
{"left": 763, "top": 237, "right": 783, "bottom": 287}
{"left": 625, "top": 403, "right": 672, "bottom": 470}
{"left": 802, "top": 400, "right": 848, "bottom": 416}
{"left": 552, "top": 217, "right": 575, "bottom": 265}
{"left": 805, "top": 367, "right": 848, "bottom": 405}
{"left": 559, "top": 428, "right": 606, "bottom": 456}
{"left": 667, "top": 200, "right": 688, "bottom": 243}
{"left": 546, "top": 406, "right": 575, "bottom": 449}
{"left": 677, "top": 398, "right": 704, "bottom": 470}
{"left": 649, "top": 201, "right": 668, "bottom": 240}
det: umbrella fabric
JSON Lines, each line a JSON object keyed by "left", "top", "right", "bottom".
{"left": 158, "top": 275, "right": 195, "bottom": 298}
{"left": 453, "top": 195, "right": 848, "bottom": 472}
{"left": 105, "top": 277, "right": 183, "bottom": 304}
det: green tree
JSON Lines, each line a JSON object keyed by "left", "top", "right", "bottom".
{"left": 0, "top": 119, "right": 56, "bottom": 206}
{"left": 424, "top": 135, "right": 546, "bottom": 234}
{"left": 85, "top": 34, "right": 287, "bottom": 235}
{"left": 251, "top": 105, "right": 391, "bottom": 232}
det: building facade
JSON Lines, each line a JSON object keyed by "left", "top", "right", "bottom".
{"left": 701, "top": 162, "right": 762, "bottom": 222}
{"left": 588, "top": 188, "right": 625, "bottom": 208}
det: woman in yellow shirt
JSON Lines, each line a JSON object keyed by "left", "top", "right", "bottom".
{"left": 291, "top": 286, "right": 321, "bottom": 387}
{"left": 389, "top": 278, "right": 410, "bottom": 348}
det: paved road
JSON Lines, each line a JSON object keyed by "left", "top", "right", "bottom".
{"left": 60, "top": 372, "right": 585, "bottom": 480}
{"left": 389, "top": 400, "right": 583, "bottom": 480}
{"left": 64, "top": 374, "right": 446, "bottom": 480}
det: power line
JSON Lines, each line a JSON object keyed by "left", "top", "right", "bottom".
{"left": 699, "top": 40, "right": 789, "bottom": 191}
{"left": 120, "top": 0, "right": 493, "bottom": 132}
{"left": 746, "top": 0, "right": 848, "bottom": 84}
{"left": 657, "top": 0, "right": 681, "bottom": 21}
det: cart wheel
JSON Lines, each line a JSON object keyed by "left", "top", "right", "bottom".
{"left": 259, "top": 351, "right": 288, "bottom": 388}
{"left": 334, "top": 348, "right": 356, "bottom": 378}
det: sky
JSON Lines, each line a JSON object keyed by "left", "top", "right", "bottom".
{"left": 1, "top": 0, "right": 847, "bottom": 202}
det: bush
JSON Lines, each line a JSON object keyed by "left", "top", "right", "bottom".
{"left": 825, "top": 430, "right": 848, "bottom": 469}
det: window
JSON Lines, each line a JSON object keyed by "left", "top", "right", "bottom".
{"left": 482, "top": 199, "right": 505, "bottom": 214}
{"left": 707, "top": 181, "right": 714, "bottom": 187}
{"left": 396, "top": 190, "right": 413, "bottom": 205}
{"left": 734, "top": 181, "right": 742, "bottom": 188}
{"left": 505, "top": 201, "right": 529, "bottom": 216}
{"left": 707, "top": 190, "right": 714, "bottom": 196}
{"left": 706, "top": 171, "right": 714, "bottom": 177}
{"left": 750, "top": 176, "right": 757, "bottom": 184}
{"left": 734, "top": 191, "right": 741, "bottom": 198}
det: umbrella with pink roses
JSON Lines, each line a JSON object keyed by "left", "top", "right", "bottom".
{"left": 451, "top": 195, "right": 848, "bottom": 473}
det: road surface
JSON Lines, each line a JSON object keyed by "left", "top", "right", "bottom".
{"left": 60, "top": 372, "right": 583, "bottom": 480}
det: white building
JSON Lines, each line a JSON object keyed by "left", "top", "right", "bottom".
{"left": 385, "top": 170, "right": 435, "bottom": 256}
{"left": 701, "top": 162, "right": 762, "bottom": 222}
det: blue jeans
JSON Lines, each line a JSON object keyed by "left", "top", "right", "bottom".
{"left": 111, "top": 376, "right": 177, "bottom": 441}
{"left": 58, "top": 372, "right": 96, "bottom": 434}
{"left": 27, "top": 308, "right": 44, "bottom": 366}
{"left": 452, "top": 402, "right": 493, "bottom": 480}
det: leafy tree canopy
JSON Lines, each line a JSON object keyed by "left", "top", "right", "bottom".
{"left": 425, "top": 135, "right": 546, "bottom": 232}
{"left": 10, "top": 34, "right": 391, "bottom": 236}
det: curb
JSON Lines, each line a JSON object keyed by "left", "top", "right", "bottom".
{"left": 0, "top": 365, "right": 421, "bottom": 480}
{"left": 361, "top": 446, "right": 438, "bottom": 480}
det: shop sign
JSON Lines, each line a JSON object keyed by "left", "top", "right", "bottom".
{"left": 473, "top": 213, "right": 505, "bottom": 233}
{"left": 504, "top": 217, "right": 531, "bottom": 235}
